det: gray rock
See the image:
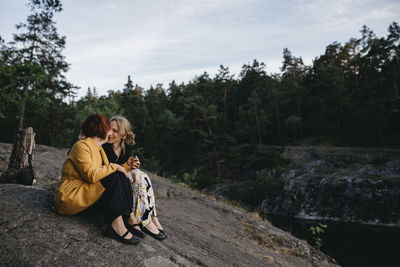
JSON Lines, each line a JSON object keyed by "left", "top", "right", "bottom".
{"left": 0, "top": 142, "right": 69, "bottom": 186}
{"left": 261, "top": 146, "right": 400, "bottom": 226}
{"left": 0, "top": 180, "right": 337, "bottom": 267}
{"left": 0, "top": 143, "right": 13, "bottom": 176}
{"left": 201, "top": 183, "right": 232, "bottom": 199}
{"left": 0, "top": 143, "right": 337, "bottom": 267}
{"left": 32, "top": 144, "right": 69, "bottom": 186}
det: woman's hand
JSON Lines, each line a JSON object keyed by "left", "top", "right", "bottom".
{"left": 128, "top": 156, "right": 141, "bottom": 169}
{"left": 115, "top": 164, "right": 128, "bottom": 178}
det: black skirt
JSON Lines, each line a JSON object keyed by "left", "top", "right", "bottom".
{"left": 98, "top": 171, "right": 133, "bottom": 224}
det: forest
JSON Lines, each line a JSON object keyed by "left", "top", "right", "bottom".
{"left": 1, "top": 1, "right": 399, "bottom": 207}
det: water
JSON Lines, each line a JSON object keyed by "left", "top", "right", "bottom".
{"left": 267, "top": 215, "right": 400, "bottom": 267}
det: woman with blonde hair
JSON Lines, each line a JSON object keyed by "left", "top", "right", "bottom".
{"left": 102, "top": 115, "right": 167, "bottom": 240}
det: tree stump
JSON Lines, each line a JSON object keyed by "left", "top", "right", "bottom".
{"left": 0, "top": 127, "right": 36, "bottom": 185}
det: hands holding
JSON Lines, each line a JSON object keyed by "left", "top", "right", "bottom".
{"left": 114, "top": 156, "right": 140, "bottom": 179}
{"left": 127, "top": 156, "right": 141, "bottom": 169}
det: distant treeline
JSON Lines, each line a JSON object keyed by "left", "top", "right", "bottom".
{"left": 0, "top": 1, "right": 399, "bottom": 193}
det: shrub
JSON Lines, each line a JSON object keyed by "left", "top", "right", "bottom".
{"left": 183, "top": 170, "right": 198, "bottom": 187}
{"left": 228, "top": 169, "right": 279, "bottom": 207}
{"left": 309, "top": 223, "right": 328, "bottom": 250}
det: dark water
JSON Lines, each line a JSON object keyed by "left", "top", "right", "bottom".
{"left": 267, "top": 215, "right": 400, "bottom": 267}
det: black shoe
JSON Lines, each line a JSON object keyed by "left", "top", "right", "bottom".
{"left": 158, "top": 229, "right": 167, "bottom": 238}
{"left": 126, "top": 223, "right": 145, "bottom": 239}
{"left": 142, "top": 226, "right": 166, "bottom": 241}
{"left": 106, "top": 226, "right": 141, "bottom": 245}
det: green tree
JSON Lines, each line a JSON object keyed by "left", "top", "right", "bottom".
{"left": 305, "top": 41, "right": 350, "bottom": 137}
{"left": 183, "top": 93, "right": 221, "bottom": 179}
{"left": 10, "top": 0, "right": 75, "bottom": 130}
{"left": 281, "top": 48, "right": 306, "bottom": 140}
{"left": 234, "top": 60, "right": 271, "bottom": 146}
{"left": 214, "top": 65, "right": 236, "bottom": 137}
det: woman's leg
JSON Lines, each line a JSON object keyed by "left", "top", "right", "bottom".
{"left": 127, "top": 213, "right": 140, "bottom": 230}
{"left": 99, "top": 172, "right": 134, "bottom": 239}
{"left": 152, "top": 216, "right": 164, "bottom": 230}
{"left": 131, "top": 170, "right": 163, "bottom": 234}
{"left": 141, "top": 174, "right": 165, "bottom": 231}
{"left": 111, "top": 216, "right": 132, "bottom": 239}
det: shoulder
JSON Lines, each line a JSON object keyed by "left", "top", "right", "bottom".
{"left": 125, "top": 143, "right": 133, "bottom": 154}
{"left": 68, "top": 139, "right": 93, "bottom": 160}
{"left": 70, "top": 139, "right": 91, "bottom": 152}
{"left": 124, "top": 143, "right": 133, "bottom": 155}
{"left": 119, "top": 143, "right": 133, "bottom": 162}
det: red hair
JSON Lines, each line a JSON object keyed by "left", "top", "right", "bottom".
{"left": 81, "top": 114, "right": 111, "bottom": 139}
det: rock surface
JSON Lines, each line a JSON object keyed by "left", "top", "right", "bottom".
{"left": 261, "top": 146, "right": 400, "bottom": 226}
{"left": 0, "top": 142, "right": 69, "bottom": 186}
{"left": 0, "top": 142, "right": 337, "bottom": 266}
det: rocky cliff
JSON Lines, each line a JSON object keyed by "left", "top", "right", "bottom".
{"left": 0, "top": 142, "right": 337, "bottom": 266}
{"left": 261, "top": 146, "right": 400, "bottom": 226}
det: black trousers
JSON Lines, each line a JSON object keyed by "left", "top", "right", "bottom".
{"left": 98, "top": 172, "right": 133, "bottom": 224}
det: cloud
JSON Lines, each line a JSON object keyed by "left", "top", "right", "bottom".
{"left": 2, "top": 0, "right": 399, "bottom": 98}
{"left": 292, "top": 0, "right": 400, "bottom": 30}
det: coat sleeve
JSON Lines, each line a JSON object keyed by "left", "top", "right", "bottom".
{"left": 70, "top": 142, "right": 118, "bottom": 183}
{"left": 122, "top": 162, "right": 132, "bottom": 172}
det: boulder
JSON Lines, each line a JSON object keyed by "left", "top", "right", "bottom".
{"left": 0, "top": 142, "right": 337, "bottom": 266}
{"left": 0, "top": 142, "right": 68, "bottom": 186}
{"left": 261, "top": 146, "right": 400, "bottom": 226}
{"left": 0, "top": 179, "right": 337, "bottom": 267}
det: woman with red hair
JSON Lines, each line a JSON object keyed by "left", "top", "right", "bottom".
{"left": 54, "top": 114, "right": 141, "bottom": 245}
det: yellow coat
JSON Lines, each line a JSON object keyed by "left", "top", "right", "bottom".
{"left": 54, "top": 137, "right": 118, "bottom": 215}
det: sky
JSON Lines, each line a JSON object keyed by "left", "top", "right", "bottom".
{"left": 1, "top": 0, "right": 399, "bottom": 98}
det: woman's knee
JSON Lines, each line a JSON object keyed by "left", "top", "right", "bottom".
{"left": 101, "top": 172, "right": 126, "bottom": 188}
{"left": 114, "top": 172, "right": 133, "bottom": 192}
{"left": 114, "top": 171, "right": 126, "bottom": 180}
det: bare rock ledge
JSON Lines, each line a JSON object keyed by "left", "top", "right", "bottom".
{"left": 0, "top": 142, "right": 337, "bottom": 266}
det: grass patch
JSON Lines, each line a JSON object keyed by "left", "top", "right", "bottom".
{"left": 243, "top": 221, "right": 308, "bottom": 258}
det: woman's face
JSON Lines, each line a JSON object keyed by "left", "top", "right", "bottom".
{"left": 108, "top": 121, "right": 124, "bottom": 145}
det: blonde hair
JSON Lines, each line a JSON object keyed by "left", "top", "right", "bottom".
{"left": 110, "top": 116, "right": 135, "bottom": 156}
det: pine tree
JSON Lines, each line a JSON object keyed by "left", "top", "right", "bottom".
{"left": 281, "top": 48, "right": 305, "bottom": 140}
{"left": 11, "top": 0, "right": 75, "bottom": 130}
